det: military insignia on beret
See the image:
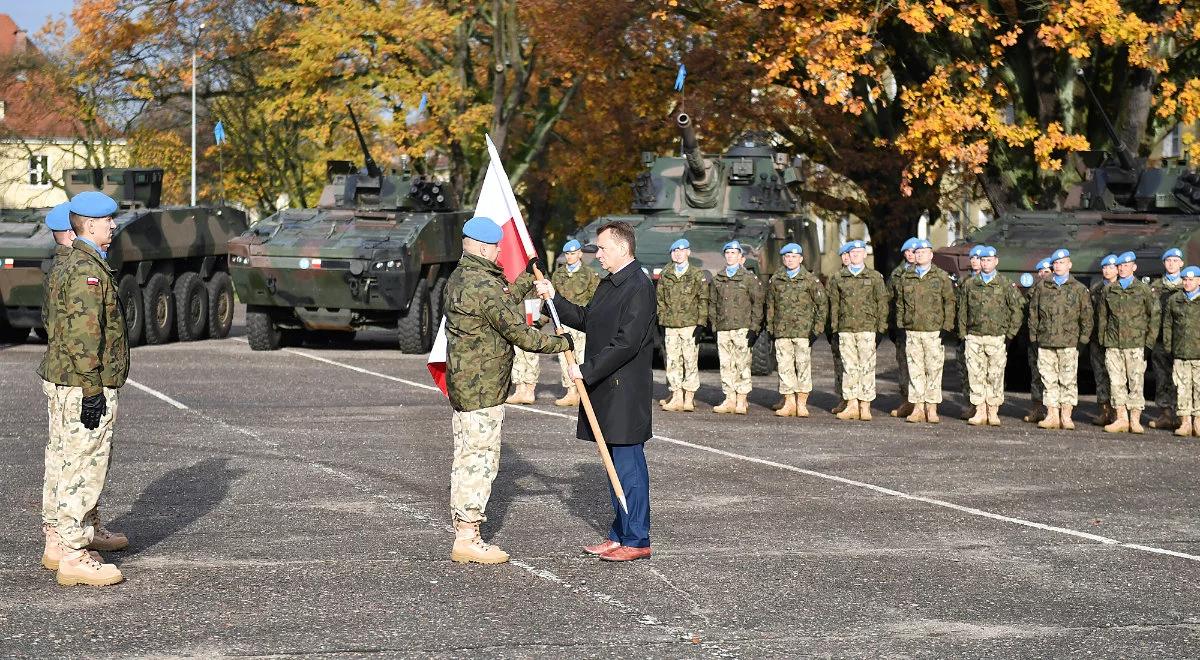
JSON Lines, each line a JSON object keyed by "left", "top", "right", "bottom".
{"left": 86, "top": 277, "right": 100, "bottom": 286}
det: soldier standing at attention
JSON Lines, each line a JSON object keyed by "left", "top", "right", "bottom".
{"left": 444, "top": 217, "right": 570, "bottom": 564}
{"left": 709, "top": 240, "right": 763, "bottom": 415}
{"left": 505, "top": 271, "right": 542, "bottom": 405}
{"left": 1022, "top": 258, "right": 1054, "bottom": 424}
{"left": 550, "top": 239, "right": 600, "bottom": 408}
{"left": 1150, "top": 247, "right": 1186, "bottom": 430}
{"left": 1162, "top": 266, "right": 1200, "bottom": 438}
{"left": 1027, "top": 249, "right": 1093, "bottom": 430}
{"left": 829, "top": 245, "right": 853, "bottom": 414}
{"left": 1090, "top": 254, "right": 1119, "bottom": 426}
{"left": 888, "top": 238, "right": 918, "bottom": 418}
{"left": 957, "top": 245, "right": 985, "bottom": 420}
{"left": 1097, "top": 251, "right": 1159, "bottom": 434}
{"left": 657, "top": 238, "right": 707, "bottom": 413}
{"left": 958, "top": 246, "right": 1023, "bottom": 426}
{"left": 828, "top": 240, "right": 889, "bottom": 421}
{"left": 766, "top": 243, "right": 826, "bottom": 418}
{"left": 894, "top": 238, "right": 956, "bottom": 423}
{"left": 38, "top": 191, "right": 129, "bottom": 587}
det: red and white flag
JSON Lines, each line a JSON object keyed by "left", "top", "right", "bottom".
{"left": 427, "top": 134, "right": 537, "bottom": 397}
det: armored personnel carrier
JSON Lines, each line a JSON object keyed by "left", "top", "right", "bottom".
{"left": 227, "top": 107, "right": 469, "bottom": 352}
{"left": 570, "top": 112, "right": 821, "bottom": 374}
{"left": 0, "top": 168, "right": 248, "bottom": 345}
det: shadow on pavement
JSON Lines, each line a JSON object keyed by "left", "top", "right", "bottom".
{"left": 488, "top": 448, "right": 611, "bottom": 540}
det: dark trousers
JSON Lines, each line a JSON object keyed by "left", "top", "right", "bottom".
{"left": 607, "top": 443, "right": 651, "bottom": 548}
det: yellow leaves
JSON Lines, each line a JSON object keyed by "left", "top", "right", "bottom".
{"left": 1038, "top": 0, "right": 1169, "bottom": 72}
{"left": 1033, "top": 123, "right": 1089, "bottom": 171}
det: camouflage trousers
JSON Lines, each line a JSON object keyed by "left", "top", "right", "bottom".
{"left": 556, "top": 327, "right": 587, "bottom": 389}
{"left": 1027, "top": 341, "right": 1043, "bottom": 404}
{"left": 894, "top": 331, "right": 909, "bottom": 399}
{"left": 450, "top": 405, "right": 505, "bottom": 524}
{"left": 905, "top": 330, "right": 944, "bottom": 404}
{"left": 1152, "top": 344, "right": 1177, "bottom": 410}
{"left": 50, "top": 384, "right": 119, "bottom": 550}
{"left": 774, "top": 337, "right": 812, "bottom": 394}
{"left": 716, "top": 330, "right": 752, "bottom": 395}
{"left": 1173, "top": 359, "right": 1200, "bottom": 416}
{"left": 1105, "top": 347, "right": 1147, "bottom": 410}
{"left": 830, "top": 334, "right": 843, "bottom": 399}
{"left": 964, "top": 334, "right": 1007, "bottom": 406}
{"left": 839, "top": 331, "right": 877, "bottom": 402}
{"left": 1037, "top": 347, "right": 1079, "bottom": 407}
{"left": 510, "top": 347, "right": 541, "bottom": 385}
{"left": 1089, "top": 342, "right": 1110, "bottom": 405}
{"left": 664, "top": 326, "right": 701, "bottom": 393}
{"left": 956, "top": 339, "right": 970, "bottom": 403}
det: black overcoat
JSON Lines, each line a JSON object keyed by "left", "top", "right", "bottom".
{"left": 552, "top": 259, "right": 656, "bottom": 445}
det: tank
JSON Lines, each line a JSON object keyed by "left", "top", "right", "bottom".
{"left": 227, "top": 106, "right": 470, "bottom": 352}
{"left": 0, "top": 167, "right": 249, "bottom": 345}
{"left": 570, "top": 111, "right": 823, "bottom": 374}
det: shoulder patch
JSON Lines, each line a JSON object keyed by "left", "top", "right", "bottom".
{"left": 86, "top": 276, "right": 100, "bottom": 286}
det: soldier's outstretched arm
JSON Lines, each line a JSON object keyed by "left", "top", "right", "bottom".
{"left": 488, "top": 296, "right": 569, "bottom": 355}
{"left": 60, "top": 264, "right": 106, "bottom": 397}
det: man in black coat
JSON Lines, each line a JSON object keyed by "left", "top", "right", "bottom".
{"left": 535, "top": 221, "right": 656, "bottom": 562}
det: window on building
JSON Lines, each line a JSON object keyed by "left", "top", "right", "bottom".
{"left": 28, "top": 155, "right": 50, "bottom": 186}
{"left": 0, "top": 100, "right": 6, "bottom": 120}
{"left": 1163, "top": 124, "right": 1183, "bottom": 159}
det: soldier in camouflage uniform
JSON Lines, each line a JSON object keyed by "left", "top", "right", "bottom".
{"left": 37, "top": 192, "right": 129, "bottom": 587}
{"left": 957, "top": 246, "right": 1023, "bottom": 426}
{"left": 657, "top": 238, "right": 708, "bottom": 413}
{"left": 1027, "top": 249, "right": 1093, "bottom": 431}
{"left": 827, "top": 240, "right": 889, "bottom": 421}
{"left": 887, "top": 239, "right": 918, "bottom": 418}
{"left": 829, "top": 247, "right": 853, "bottom": 414}
{"left": 505, "top": 271, "right": 542, "bottom": 405}
{"left": 957, "top": 245, "right": 985, "bottom": 420}
{"left": 444, "top": 217, "right": 569, "bottom": 564}
{"left": 1090, "top": 254, "right": 1119, "bottom": 426}
{"left": 550, "top": 239, "right": 600, "bottom": 408}
{"left": 1163, "top": 266, "right": 1200, "bottom": 437}
{"left": 1150, "top": 247, "right": 1186, "bottom": 430}
{"left": 709, "top": 240, "right": 764, "bottom": 414}
{"left": 1097, "top": 252, "right": 1159, "bottom": 434}
{"left": 1022, "top": 258, "right": 1053, "bottom": 423}
{"left": 893, "top": 239, "right": 956, "bottom": 423}
{"left": 766, "top": 243, "right": 826, "bottom": 418}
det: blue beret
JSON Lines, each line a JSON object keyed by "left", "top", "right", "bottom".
{"left": 68, "top": 191, "right": 118, "bottom": 218}
{"left": 848, "top": 239, "right": 866, "bottom": 251}
{"left": 1049, "top": 248, "right": 1070, "bottom": 263}
{"left": 967, "top": 245, "right": 984, "bottom": 258}
{"left": 978, "top": 245, "right": 997, "bottom": 258}
{"left": 1117, "top": 251, "right": 1137, "bottom": 265}
{"left": 1182, "top": 266, "right": 1200, "bottom": 278}
{"left": 1100, "top": 254, "right": 1118, "bottom": 267}
{"left": 913, "top": 238, "right": 933, "bottom": 250}
{"left": 1162, "top": 247, "right": 1184, "bottom": 261}
{"left": 45, "top": 202, "right": 72, "bottom": 231}
{"left": 902, "top": 238, "right": 919, "bottom": 252}
{"left": 838, "top": 242, "right": 852, "bottom": 255}
{"left": 1036, "top": 258, "right": 1052, "bottom": 271}
{"left": 462, "top": 216, "right": 503, "bottom": 244}
{"left": 670, "top": 238, "right": 690, "bottom": 252}
{"left": 562, "top": 239, "right": 582, "bottom": 253}
{"left": 723, "top": 240, "right": 743, "bottom": 253}
{"left": 780, "top": 242, "right": 802, "bottom": 255}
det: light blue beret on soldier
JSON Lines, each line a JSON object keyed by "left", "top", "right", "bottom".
{"left": 847, "top": 239, "right": 866, "bottom": 251}
{"left": 780, "top": 242, "right": 802, "bottom": 255}
{"left": 1049, "top": 248, "right": 1070, "bottom": 263}
{"left": 68, "top": 191, "right": 118, "bottom": 218}
{"left": 1036, "top": 258, "right": 1052, "bottom": 271}
{"left": 978, "top": 245, "right": 997, "bottom": 258}
{"left": 562, "top": 239, "right": 582, "bottom": 253}
{"left": 914, "top": 238, "right": 933, "bottom": 250}
{"left": 1162, "top": 247, "right": 1183, "bottom": 261}
{"left": 45, "top": 202, "right": 72, "bottom": 231}
{"left": 968, "top": 245, "right": 984, "bottom": 258}
{"left": 902, "top": 238, "right": 919, "bottom": 252}
{"left": 670, "top": 238, "right": 690, "bottom": 252}
{"left": 1117, "top": 251, "right": 1137, "bottom": 265}
{"left": 723, "top": 240, "right": 743, "bottom": 253}
{"left": 1100, "top": 254, "right": 1118, "bottom": 267}
{"left": 462, "top": 216, "right": 503, "bottom": 244}
{"left": 1181, "top": 265, "right": 1199, "bottom": 278}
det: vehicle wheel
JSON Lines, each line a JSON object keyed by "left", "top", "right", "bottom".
{"left": 430, "top": 274, "right": 449, "bottom": 327}
{"left": 118, "top": 274, "right": 144, "bottom": 347}
{"left": 750, "top": 332, "right": 776, "bottom": 376}
{"left": 206, "top": 271, "right": 235, "bottom": 339}
{"left": 173, "top": 272, "right": 209, "bottom": 342}
{"left": 34, "top": 327, "right": 48, "bottom": 341}
{"left": 247, "top": 306, "right": 281, "bottom": 351}
{"left": 397, "top": 279, "right": 432, "bottom": 353}
{"left": 142, "top": 273, "right": 175, "bottom": 345}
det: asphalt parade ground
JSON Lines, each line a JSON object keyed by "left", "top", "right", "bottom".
{"left": 2, "top": 318, "right": 1199, "bottom": 658}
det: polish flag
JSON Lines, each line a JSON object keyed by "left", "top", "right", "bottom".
{"left": 427, "top": 134, "right": 537, "bottom": 397}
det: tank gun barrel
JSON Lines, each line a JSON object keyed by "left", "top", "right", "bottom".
{"left": 345, "top": 103, "right": 382, "bottom": 179}
{"left": 1076, "top": 68, "right": 1137, "bottom": 172}
{"left": 676, "top": 112, "right": 709, "bottom": 181}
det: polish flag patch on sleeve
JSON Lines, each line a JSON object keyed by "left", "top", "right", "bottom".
{"left": 86, "top": 277, "right": 100, "bottom": 286}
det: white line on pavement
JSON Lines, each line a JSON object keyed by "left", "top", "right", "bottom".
{"left": 126, "top": 378, "right": 189, "bottom": 410}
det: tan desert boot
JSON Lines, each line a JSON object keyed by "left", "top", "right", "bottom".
{"left": 41, "top": 528, "right": 101, "bottom": 571}
{"left": 87, "top": 525, "right": 129, "bottom": 552}
{"left": 986, "top": 404, "right": 1002, "bottom": 426}
{"left": 505, "top": 384, "right": 534, "bottom": 405}
{"left": 795, "top": 393, "right": 810, "bottom": 418}
{"left": 775, "top": 394, "right": 797, "bottom": 417}
{"left": 858, "top": 400, "right": 873, "bottom": 421}
{"left": 1176, "top": 416, "right": 1194, "bottom": 438}
{"left": 1060, "top": 405, "right": 1075, "bottom": 430}
{"left": 1128, "top": 408, "right": 1144, "bottom": 434}
{"left": 713, "top": 394, "right": 737, "bottom": 414}
{"left": 831, "top": 399, "right": 848, "bottom": 414}
{"left": 555, "top": 388, "right": 579, "bottom": 408}
{"left": 1038, "top": 406, "right": 1061, "bottom": 429}
{"left": 682, "top": 391, "right": 696, "bottom": 412}
{"left": 967, "top": 405, "right": 988, "bottom": 426}
{"left": 836, "top": 399, "right": 860, "bottom": 420}
{"left": 960, "top": 405, "right": 976, "bottom": 421}
{"left": 450, "top": 522, "right": 509, "bottom": 565}
{"left": 890, "top": 402, "right": 915, "bottom": 418}
{"left": 925, "top": 403, "right": 940, "bottom": 424}
{"left": 905, "top": 403, "right": 926, "bottom": 424}
{"left": 1104, "top": 406, "right": 1129, "bottom": 433}
{"left": 661, "top": 390, "right": 685, "bottom": 412}
{"left": 1023, "top": 403, "right": 1046, "bottom": 424}
{"left": 734, "top": 393, "right": 749, "bottom": 415}
{"left": 56, "top": 548, "right": 123, "bottom": 587}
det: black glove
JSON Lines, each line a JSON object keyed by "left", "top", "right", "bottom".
{"left": 557, "top": 332, "right": 574, "bottom": 352}
{"left": 525, "top": 257, "right": 539, "bottom": 275}
{"left": 875, "top": 333, "right": 885, "bottom": 346}
{"left": 693, "top": 326, "right": 703, "bottom": 340}
{"left": 80, "top": 393, "right": 106, "bottom": 430}
{"left": 746, "top": 329, "right": 758, "bottom": 345}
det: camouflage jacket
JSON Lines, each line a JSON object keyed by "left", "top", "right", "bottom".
{"left": 887, "top": 264, "right": 910, "bottom": 329}
{"left": 550, "top": 264, "right": 601, "bottom": 307}
{"left": 1097, "top": 279, "right": 1160, "bottom": 349}
{"left": 956, "top": 273, "right": 1023, "bottom": 339}
{"left": 827, "top": 266, "right": 888, "bottom": 334}
{"left": 39, "top": 244, "right": 73, "bottom": 330}
{"left": 1027, "top": 276, "right": 1093, "bottom": 349}
{"left": 37, "top": 240, "right": 129, "bottom": 396}
{"left": 656, "top": 263, "right": 708, "bottom": 328}
{"left": 765, "top": 268, "right": 827, "bottom": 338}
{"left": 444, "top": 254, "right": 568, "bottom": 412}
{"left": 894, "top": 266, "right": 956, "bottom": 333}
{"left": 1162, "top": 291, "right": 1200, "bottom": 360}
{"left": 1089, "top": 280, "right": 1112, "bottom": 344}
{"left": 709, "top": 267, "right": 763, "bottom": 331}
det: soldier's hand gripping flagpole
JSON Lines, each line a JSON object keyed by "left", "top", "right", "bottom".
{"left": 532, "top": 264, "right": 629, "bottom": 514}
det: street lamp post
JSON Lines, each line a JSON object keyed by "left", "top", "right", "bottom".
{"left": 191, "top": 22, "right": 205, "bottom": 206}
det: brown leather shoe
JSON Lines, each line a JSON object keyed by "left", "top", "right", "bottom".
{"left": 600, "top": 545, "right": 652, "bottom": 562}
{"left": 584, "top": 539, "right": 621, "bottom": 556}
